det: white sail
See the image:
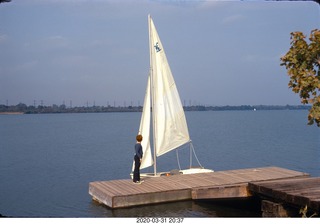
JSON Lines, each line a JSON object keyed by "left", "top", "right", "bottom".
{"left": 131, "top": 15, "right": 213, "bottom": 176}
{"left": 132, "top": 75, "right": 153, "bottom": 171}
{"left": 133, "top": 15, "right": 191, "bottom": 172}
{"left": 149, "top": 16, "right": 190, "bottom": 157}
{"left": 139, "top": 75, "right": 153, "bottom": 169}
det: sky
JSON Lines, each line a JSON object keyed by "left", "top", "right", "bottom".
{"left": 0, "top": 0, "right": 319, "bottom": 107}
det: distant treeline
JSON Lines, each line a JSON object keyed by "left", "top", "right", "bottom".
{"left": 185, "top": 105, "right": 311, "bottom": 111}
{"left": 0, "top": 103, "right": 311, "bottom": 114}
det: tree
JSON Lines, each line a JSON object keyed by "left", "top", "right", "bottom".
{"left": 281, "top": 29, "right": 320, "bottom": 127}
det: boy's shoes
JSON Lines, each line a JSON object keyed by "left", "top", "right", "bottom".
{"left": 133, "top": 180, "right": 144, "bottom": 184}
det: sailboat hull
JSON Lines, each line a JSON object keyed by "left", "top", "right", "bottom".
{"left": 130, "top": 167, "right": 214, "bottom": 179}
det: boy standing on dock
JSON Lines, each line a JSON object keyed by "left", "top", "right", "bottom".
{"left": 133, "top": 134, "right": 143, "bottom": 184}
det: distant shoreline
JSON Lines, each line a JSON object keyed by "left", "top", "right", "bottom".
{"left": 0, "top": 112, "right": 24, "bottom": 115}
{"left": 0, "top": 104, "right": 311, "bottom": 115}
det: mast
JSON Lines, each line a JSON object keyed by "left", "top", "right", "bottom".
{"left": 148, "top": 14, "right": 157, "bottom": 176}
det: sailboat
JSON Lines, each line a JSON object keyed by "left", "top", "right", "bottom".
{"left": 131, "top": 15, "right": 213, "bottom": 177}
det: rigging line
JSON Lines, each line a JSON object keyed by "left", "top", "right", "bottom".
{"left": 189, "top": 142, "right": 192, "bottom": 168}
{"left": 190, "top": 141, "right": 204, "bottom": 168}
{"left": 176, "top": 149, "right": 182, "bottom": 170}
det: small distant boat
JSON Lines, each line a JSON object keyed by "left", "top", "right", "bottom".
{"left": 131, "top": 15, "right": 213, "bottom": 177}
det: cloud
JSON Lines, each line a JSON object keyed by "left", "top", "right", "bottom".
{"left": 51, "top": 54, "right": 93, "bottom": 68}
{"left": 222, "top": 14, "right": 246, "bottom": 25}
{"left": 44, "top": 35, "right": 69, "bottom": 49}
{"left": 196, "top": 0, "right": 226, "bottom": 10}
{"left": 12, "top": 60, "right": 39, "bottom": 73}
{"left": 0, "top": 34, "right": 8, "bottom": 44}
{"left": 20, "top": 35, "right": 69, "bottom": 53}
{"left": 149, "top": 0, "right": 203, "bottom": 7}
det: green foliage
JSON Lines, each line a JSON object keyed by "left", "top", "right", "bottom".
{"left": 281, "top": 29, "right": 320, "bottom": 127}
{"left": 299, "top": 205, "right": 318, "bottom": 218}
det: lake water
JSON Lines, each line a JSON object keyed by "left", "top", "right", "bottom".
{"left": 0, "top": 110, "right": 319, "bottom": 217}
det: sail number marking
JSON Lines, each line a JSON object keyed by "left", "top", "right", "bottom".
{"left": 154, "top": 42, "right": 162, "bottom": 52}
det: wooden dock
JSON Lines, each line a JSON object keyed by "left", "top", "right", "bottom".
{"left": 248, "top": 177, "right": 320, "bottom": 216}
{"left": 89, "top": 166, "right": 312, "bottom": 209}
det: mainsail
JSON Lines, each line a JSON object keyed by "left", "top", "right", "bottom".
{"left": 133, "top": 15, "right": 191, "bottom": 174}
{"left": 149, "top": 15, "right": 190, "bottom": 157}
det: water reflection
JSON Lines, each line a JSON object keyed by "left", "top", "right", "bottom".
{"left": 89, "top": 198, "right": 261, "bottom": 217}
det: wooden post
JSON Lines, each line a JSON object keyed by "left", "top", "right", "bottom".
{"left": 261, "top": 200, "right": 298, "bottom": 217}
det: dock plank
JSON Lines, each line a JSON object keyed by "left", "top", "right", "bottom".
{"left": 89, "top": 166, "right": 309, "bottom": 209}
{"left": 248, "top": 177, "right": 320, "bottom": 213}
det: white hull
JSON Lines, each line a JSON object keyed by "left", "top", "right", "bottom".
{"left": 131, "top": 167, "right": 214, "bottom": 179}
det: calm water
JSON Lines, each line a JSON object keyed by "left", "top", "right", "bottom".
{"left": 0, "top": 110, "right": 319, "bottom": 217}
